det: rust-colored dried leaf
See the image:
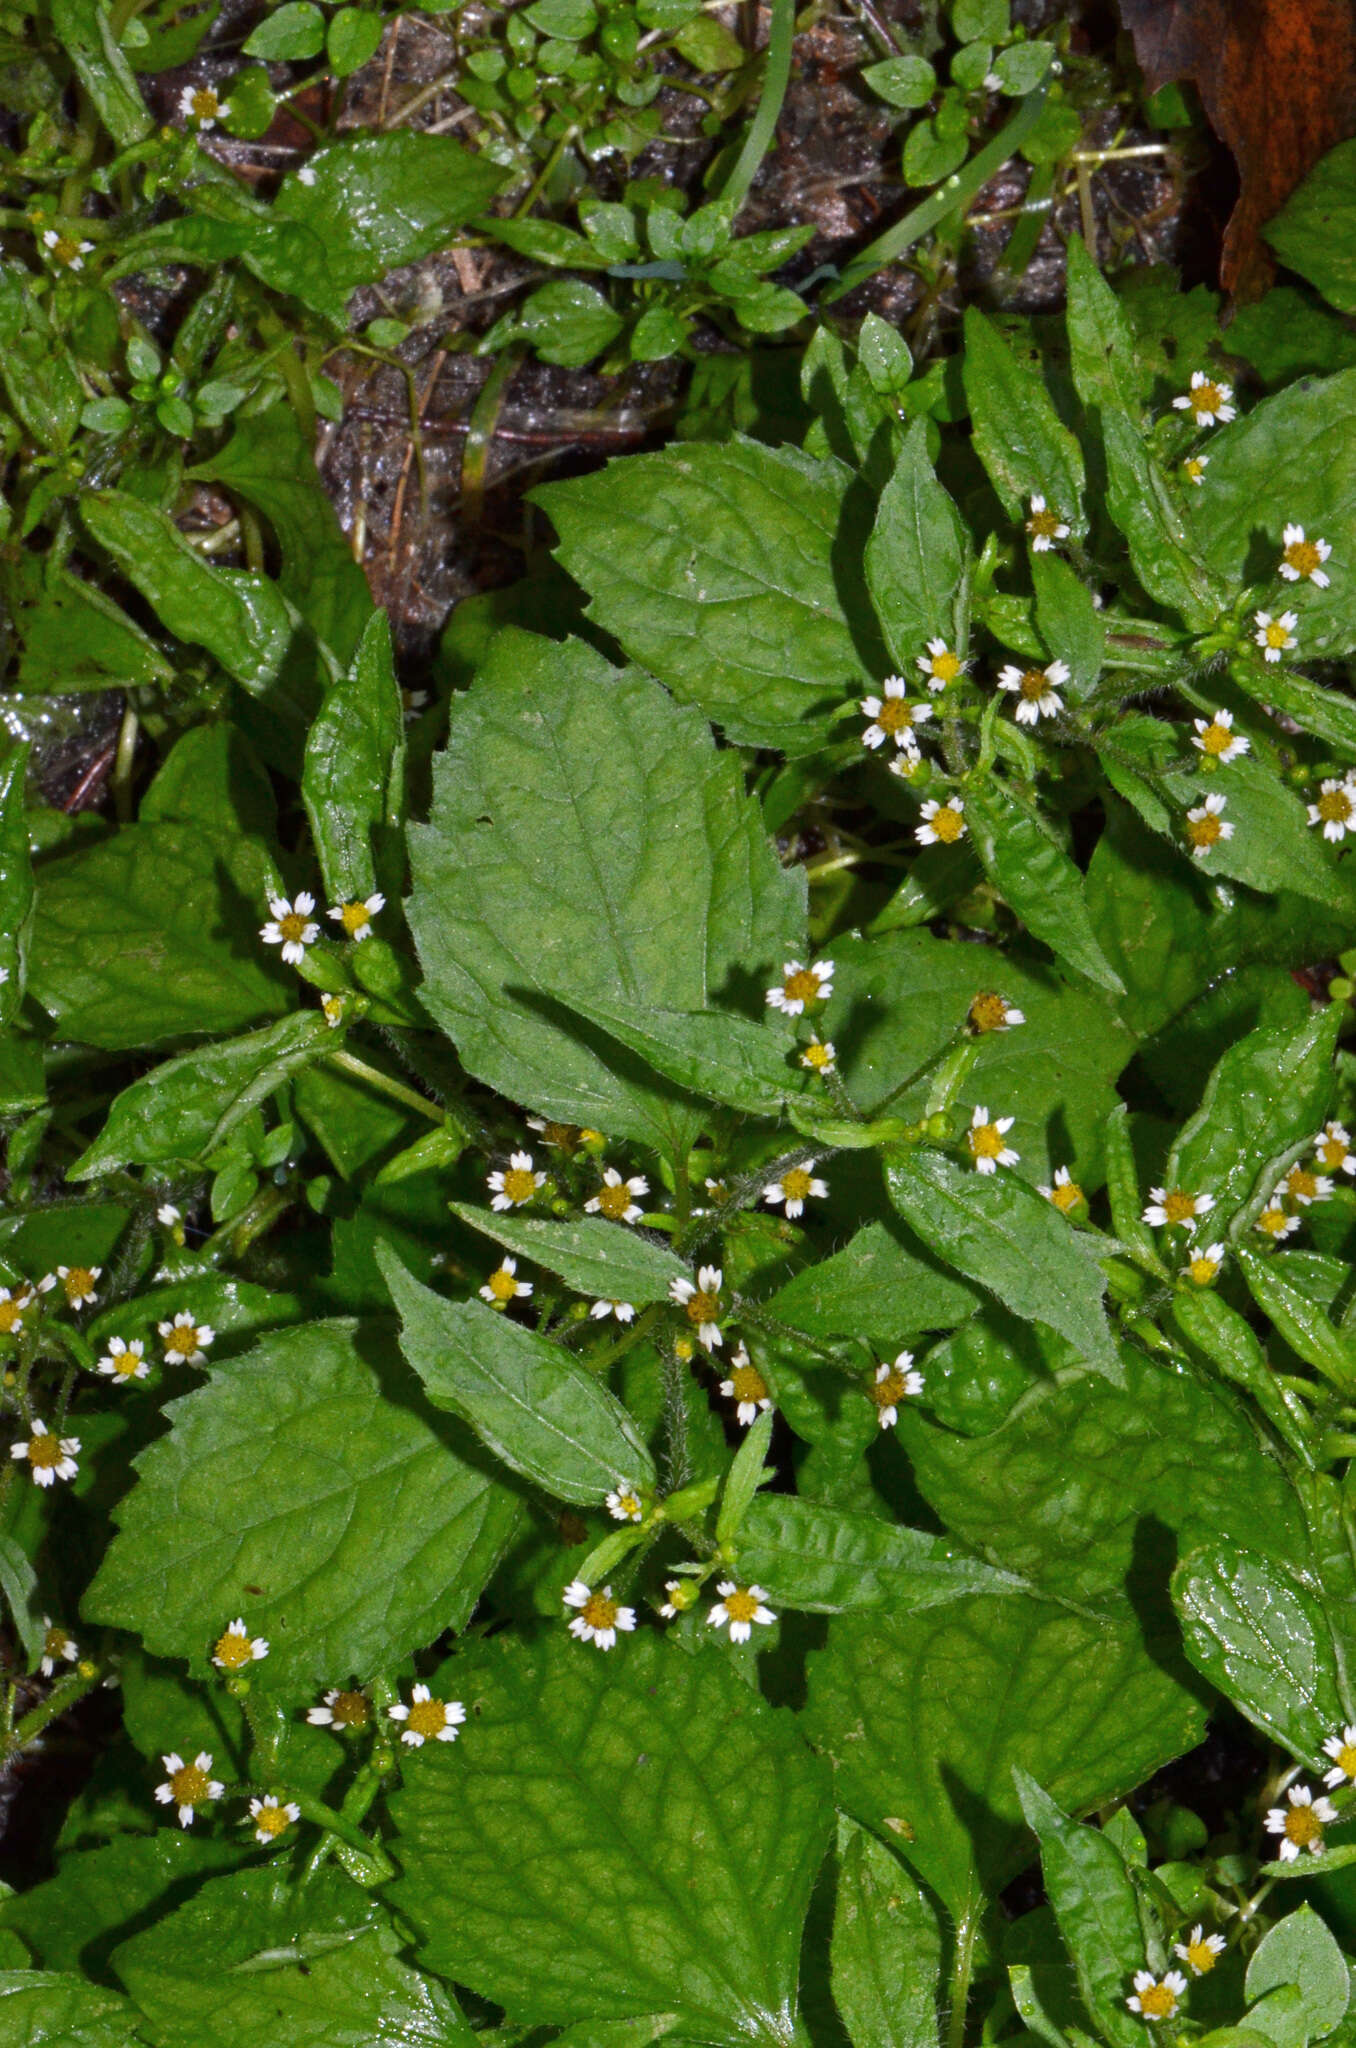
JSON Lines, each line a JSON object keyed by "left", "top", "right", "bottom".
{"left": 1120, "top": 0, "right": 1356, "bottom": 297}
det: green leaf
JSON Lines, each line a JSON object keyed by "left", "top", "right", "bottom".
{"left": 451, "top": 1202, "right": 688, "bottom": 1307}
{"left": 535, "top": 438, "right": 876, "bottom": 753}
{"left": 243, "top": 0, "right": 324, "bottom": 56}
{"left": 1155, "top": 756, "right": 1348, "bottom": 910}
{"left": 387, "top": 1631, "right": 833, "bottom": 2044}
{"left": 1264, "top": 139, "right": 1356, "bottom": 312}
{"left": 1102, "top": 1104, "right": 1162, "bottom": 1270}
{"left": 967, "top": 781, "right": 1124, "bottom": 994}
{"left": 864, "top": 418, "right": 970, "bottom": 668}
{"left": 830, "top": 1818, "right": 942, "bottom": 2048}
{"left": 1014, "top": 1774, "right": 1145, "bottom": 2048}
{"left": 736, "top": 1494, "right": 1026, "bottom": 1613}
{"left": 760, "top": 1220, "right": 983, "bottom": 1349}
{"left": 0, "top": 1531, "right": 44, "bottom": 1666}
{"left": 80, "top": 491, "right": 291, "bottom": 689}
{"left": 302, "top": 608, "right": 403, "bottom": 903}
{"left": 1244, "top": 1910, "right": 1351, "bottom": 2045}
{"left": 1032, "top": 553, "right": 1105, "bottom": 694}
{"left": 273, "top": 131, "right": 505, "bottom": 299}
{"left": 140, "top": 722, "right": 276, "bottom": 841}
{"left": 1166, "top": 1007, "right": 1340, "bottom": 1236}
{"left": 885, "top": 1149, "right": 1122, "bottom": 1380}
{"left": 546, "top": 990, "right": 811, "bottom": 1122}
{"left": 511, "top": 278, "right": 624, "bottom": 367}
{"left": 1238, "top": 1244, "right": 1356, "bottom": 1393}
{"left": 406, "top": 631, "right": 803, "bottom": 1154}
{"left": 0, "top": 1970, "right": 145, "bottom": 2046}
{"left": 16, "top": 571, "right": 173, "bottom": 692}
{"left": 380, "top": 1245, "right": 656, "bottom": 1504}
{"left": 804, "top": 1590, "right": 1206, "bottom": 1923}
{"left": 50, "top": 0, "right": 151, "bottom": 143}
{"left": 112, "top": 1866, "right": 473, "bottom": 2048}
{"left": 70, "top": 1013, "right": 332, "bottom": 1178}
{"left": 85, "top": 1320, "right": 519, "bottom": 1693}
{"left": 1170, "top": 1284, "right": 1317, "bottom": 1462}
{"left": 1172, "top": 1544, "right": 1346, "bottom": 1763}
{"left": 0, "top": 274, "right": 82, "bottom": 452}
{"left": 0, "top": 743, "right": 32, "bottom": 1029}
{"left": 28, "top": 821, "right": 287, "bottom": 1052}
{"left": 861, "top": 53, "right": 936, "bottom": 106}
{"left": 961, "top": 309, "right": 1085, "bottom": 531}
{"left": 0, "top": 1834, "right": 244, "bottom": 1974}
{"left": 326, "top": 3, "right": 383, "bottom": 72}
{"left": 716, "top": 1406, "right": 773, "bottom": 1545}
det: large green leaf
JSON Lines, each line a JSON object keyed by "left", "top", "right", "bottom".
{"left": 885, "top": 1149, "right": 1121, "bottom": 1379}
{"left": 450, "top": 1202, "right": 689, "bottom": 1307}
{"left": 1154, "top": 756, "right": 1349, "bottom": 911}
{"left": 551, "top": 991, "right": 811, "bottom": 1122}
{"left": 111, "top": 1867, "right": 471, "bottom": 2048}
{"left": 864, "top": 419, "right": 970, "bottom": 667}
{"left": 302, "top": 608, "right": 404, "bottom": 902}
{"left": 961, "top": 308, "right": 1085, "bottom": 533}
{"left": 50, "top": 0, "right": 151, "bottom": 144}
{"left": 735, "top": 1494, "right": 1026, "bottom": 1613}
{"left": 803, "top": 1590, "right": 1206, "bottom": 1923}
{"left": 0, "top": 1970, "right": 146, "bottom": 2047}
{"left": 535, "top": 439, "right": 875, "bottom": 752}
{"left": 406, "top": 631, "right": 804, "bottom": 1154}
{"left": 381, "top": 1246, "right": 656, "bottom": 1504}
{"left": 1173, "top": 1545, "right": 1346, "bottom": 1765}
{"left": 85, "top": 1320, "right": 520, "bottom": 1693}
{"left": 0, "top": 1834, "right": 243, "bottom": 1976}
{"left": 1014, "top": 1775, "right": 1145, "bottom": 2048}
{"left": 830, "top": 1818, "right": 941, "bottom": 2048}
{"left": 28, "top": 821, "right": 287, "bottom": 1052}
{"left": 1264, "top": 140, "right": 1356, "bottom": 313}
{"left": 760, "top": 1220, "right": 982, "bottom": 1349}
{"left": 386, "top": 1631, "right": 834, "bottom": 2044}
{"left": 967, "top": 782, "right": 1124, "bottom": 996}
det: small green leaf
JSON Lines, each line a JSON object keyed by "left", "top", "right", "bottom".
{"left": 1170, "top": 1284, "right": 1316, "bottom": 1463}
{"left": 50, "top": 0, "right": 151, "bottom": 142}
{"left": 864, "top": 419, "right": 970, "bottom": 668}
{"left": 1014, "top": 1773, "right": 1145, "bottom": 2048}
{"left": 761, "top": 1220, "right": 982, "bottom": 1349}
{"left": 326, "top": 3, "right": 383, "bottom": 73}
{"left": 451, "top": 1202, "right": 687, "bottom": 1308}
{"left": 1237, "top": 1244, "right": 1356, "bottom": 1393}
{"left": 967, "top": 782, "right": 1124, "bottom": 994}
{"left": 302, "top": 608, "right": 403, "bottom": 903}
{"left": 1244, "top": 1909, "right": 1351, "bottom": 2046}
{"left": 1032, "top": 553, "right": 1105, "bottom": 694}
{"left": 716, "top": 1407, "right": 773, "bottom": 1546}
{"left": 831, "top": 1817, "right": 942, "bottom": 2048}
{"left": 961, "top": 307, "right": 1085, "bottom": 529}
{"left": 1172, "top": 1544, "right": 1346, "bottom": 1763}
{"left": 243, "top": 0, "right": 324, "bottom": 58}
{"left": 0, "top": 1532, "right": 45, "bottom": 1666}
{"left": 512, "top": 278, "right": 624, "bottom": 366}
{"left": 736, "top": 1495, "right": 1026, "bottom": 1613}
{"left": 1102, "top": 1104, "right": 1162, "bottom": 1271}
{"left": 861, "top": 54, "right": 936, "bottom": 107}
{"left": 380, "top": 1245, "right": 656, "bottom": 1503}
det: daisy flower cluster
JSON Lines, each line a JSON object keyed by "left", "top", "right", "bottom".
{"left": 564, "top": 1574, "right": 777, "bottom": 1648}
{"left": 1253, "top": 1123, "right": 1352, "bottom": 1244}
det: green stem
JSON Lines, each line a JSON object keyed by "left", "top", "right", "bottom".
{"left": 713, "top": 0, "right": 796, "bottom": 216}
{"left": 11, "top": 1668, "right": 101, "bottom": 1752}
{"left": 946, "top": 1905, "right": 979, "bottom": 2048}
{"left": 324, "top": 1049, "right": 445, "bottom": 1125}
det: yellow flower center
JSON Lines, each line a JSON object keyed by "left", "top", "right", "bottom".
{"left": 875, "top": 695, "right": 915, "bottom": 735}
{"left": 110, "top": 1349, "right": 141, "bottom": 1378}
{"left": 170, "top": 1762, "right": 210, "bottom": 1806}
{"left": 870, "top": 1367, "right": 910, "bottom": 1410}
{"left": 278, "top": 911, "right": 308, "bottom": 943}
{"left": 929, "top": 649, "right": 962, "bottom": 682}
{"left": 28, "top": 1434, "right": 61, "bottom": 1470}
{"left": 928, "top": 803, "right": 964, "bottom": 844}
{"left": 486, "top": 1266, "right": 520, "bottom": 1303}
{"left": 43, "top": 1625, "right": 69, "bottom": 1661}
{"left": 780, "top": 1168, "right": 814, "bottom": 1202}
{"left": 1287, "top": 1167, "right": 1319, "bottom": 1202}
{"left": 730, "top": 1362, "right": 768, "bottom": 1404}
{"left": 0, "top": 1299, "right": 25, "bottom": 1333}
{"left": 1186, "top": 811, "right": 1223, "bottom": 849}
{"left": 1162, "top": 1190, "right": 1198, "bottom": 1225}
{"left": 190, "top": 88, "right": 219, "bottom": 119}
{"left": 1018, "top": 668, "right": 1049, "bottom": 700}
{"left": 1319, "top": 1135, "right": 1350, "bottom": 1169}
{"left": 802, "top": 1041, "right": 832, "bottom": 1069}
{"left": 1185, "top": 458, "right": 1206, "bottom": 480}
{"left": 1185, "top": 1937, "right": 1219, "bottom": 1975}
{"left": 338, "top": 902, "right": 370, "bottom": 936}
{"left": 969, "top": 992, "right": 1010, "bottom": 1034}
{"left": 1258, "top": 1206, "right": 1291, "bottom": 1236}
{"left": 686, "top": 1288, "right": 720, "bottom": 1328}
{"left": 52, "top": 234, "right": 81, "bottom": 265}
{"left": 1318, "top": 788, "right": 1352, "bottom": 825}
{"left": 407, "top": 1696, "right": 448, "bottom": 1739}
{"left": 213, "top": 1628, "right": 253, "bottom": 1671}
{"left": 968, "top": 1122, "right": 1004, "bottom": 1161}
{"left": 1286, "top": 1804, "right": 1323, "bottom": 1848}
{"left": 1333, "top": 1742, "right": 1356, "bottom": 1779}
{"left": 1264, "top": 620, "right": 1291, "bottom": 649}
{"left": 581, "top": 1591, "right": 619, "bottom": 1631}
{"left": 1027, "top": 507, "right": 1061, "bottom": 539}
{"left": 1188, "top": 1255, "right": 1219, "bottom": 1285}
{"left": 1049, "top": 1179, "right": 1083, "bottom": 1215}
{"left": 595, "top": 1181, "right": 635, "bottom": 1221}
{"left": 782, "top": 968, "right": 821, "bottom": 1006}
{"left": 724, "top": 1588, "right": 760, "bottom": 1623}
{"left": 165, "top": 1325, "right": 200, "bottom": 1358}
{"left": 614, "top": 1490, "right": 641, "bottom": 1519}
{"left": 1198, "top": 721, "right": 1233, "bottom": 756}
{"left": 499, "top": 1167, "right": 537, "bottom": 1204}
{"left": 255, "top": 1803, "right": 290, "bottom": 1838}
{"left": 329, "top": 1690, "right": 370, "bottom": 1727}
{"left": 1138, "top": 1982, "right": 1178, "bottom": 2020}
{"left": 62, "top": 1268, "right": 95, "bottom": 1302}
{"left": 1285, "top": 539, "right": 1322, "bottom": 577}
{"left": 1190, "top": 382, "right": 1224, "bottom": 416}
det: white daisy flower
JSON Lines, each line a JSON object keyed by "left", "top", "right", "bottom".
{"left": 1254, "top": 610, "right": 1298, "bottom": 663}
{"left": 563, "top": 1580, "right": 635, "bottom": 1650}
{"left": 487, "top": 1151, "right": 545, "bottom": 1211}
{"left": 178, "top": 83, "right": 231, "bottom": 127}
{"left": 97, "top": 1337, "right": 149, "bottom": 1383}
{"left": 307, "top": 1687, "right": 371, "bottom": 1729}
{"left": 211, "top": 1618, "right": 268, "bottom": 1672}
{"left": 1191, "top": 709, "right": 1248, "bottom": 763}
{"left": 1039, "top": 1166, "right": 1083, "bottom": 1215}
{"left": 708, "top": 1581, "right": 776, "bottom": 1643}
{"left": 589, "top": 1299, "right": 636, "bottom": 1322}
{"left": 859, "top": 675, "right": 932, "bottom": 751}
{"left": 606, "top": 1482, "right": 644, "bottom": 1523}
{"left": 800, "top": 1038, "right": 837, "bottom": 1076}
{"left": 1265, "top": 1782, "right": 1337, "bottom": 1860}
{"left": 870, "top": 1352, "right": 923, "bottom": 1428}
{"left": 968, "top": 991, "right": 1024, "bottom": 1034}
{"left": 328, "top": 892, "right": 385, "bottom": 942}
{"left": 966, "top": 1105, "right": 1018, "bottom": 1173}
{"left": 154, "top": 1750, "right": 223, "bottom": 1828}
{"left": 1182, "top": 455, "right": 1209, "bottom": 486}
{"left": 720, "top": 1344, "right": 772, "bottom": 1426}
{"left": 1025, "top": 494, "right": 1070, "bottom": 551}
{"left": 11, "top": 1421, "right": 79, "bottom": 1487}
{"left": 659, "top": 1577, "right": 697, "bottom": 1617}
{"left": 1183, "top": 1242, "right": 1225, "bottom": 1287}
{"left": 388, "top": 1682, "right": 466, "bottom": 1745}
{"left": 55, "top": 1264, "right": 100, "bottom": 1308}
{"left": 39, "top": 1618, "right": 78, "bottom": 1678}
{"left": 0, "top": 1286, "right": 28, "bottom": 1337}
{"left": 916, "top": 797, "right": 966, "bottom": 846}
{"left": 916, "top": 638, "right": 967, "bottom": 691}
{"left": 766, "top": 958, "right": 834, "bottom": 1016}
{"left": 479, "top": 1258, "right": 532, "bottom": 1308}
{"left": 1142, "top": 1186, "right": 1214, "bottom": 1229}
{"left": 1324, "top": 1724, "right": 1356, "bottom": 1787}
{"left": 1280, "top": 1163, "right": 1334, "bottom": 1207}
{"left": 1256, "top": 1201, "right": 1301, "bottom": 1240}
{"left": 260, "top": 892, "right": 319, "bottom": 966}
{"left": 1315, "top": 1121, "right": 1356, "bottom": 1175}
{"left": 322, "top": 993, "right": 346, "bottom": 1029}
{"left": 1127, "top": 1969, "right": 1189, "bottom": 2020}
{"left": 997, "top": 658, "right": 1070, "bottom": 725}
{"left": 1174, "top": 1926, "right": 1226, "bottom": 1977}
{"left": 1184, "top": 791, "right": 1233, "bottom": 858}
{"left": 763, "top": 1160, "right": 827, "bottom": 1218}
{"left": 584, "top": 1168, "right": 649, "bottom": 1225}
{"left": 158, "top": 1310, "right": 214, "bottom": 1365}
{"left": 249, "top": 1793, "right": 301, "bottom": 1844}
{"left": 1172, "top": 370, "right": 1235, "bottom": 426}
{"left": 1307, "top": 777, "right": 1356, "bottom": 841}
{"left": 1279, "top": 523, "right": 1332, "bottom": 587}
{"left": 41, "top": 227, "right": 94, "bottom": 270}
{"left": 669, "top": 1265, "right": 724, "bottom": 1351}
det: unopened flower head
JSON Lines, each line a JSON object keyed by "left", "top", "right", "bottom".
{"left": 1184, "top": 1242, "right": 1225, "bottom": 1287}
{"left": 606, "top": 1481, "right": 644, "bottom": 1523}
{"left": 660, "top": 1577, "right": 698, "bottom": 1617}
{"left": 1254, "top": 610, "right": 1298, "bottom": 663}
{"left": 39, "top": 1618, "right": 77, "bottom": 1677}
{"left": 764, "top": 1161, "right": 827, "bottom": 1218}
{"left": 720, "top": 1344, "right": 772, "bottom": 1426}
{"left": 479, "top": 1258, "right": 532, "bottom": 1308}
{"left": 97, "top": 1336, "right": 149, "bottom": 1383}
{"left": 1265, "top": 1782, "right": 1337, "bottom": 1860}
{"left": 1143, "top": 1186, "right": 1214, "bottom": 1229}
{"left": 968, "top": 991, "right": 1024, "bottom": 1034}
{"left": 1192, "top": 710, "right": 1248, "bottom": 763}
{"left": 870, "top": 1351, "right": 923, "bottom": 1428}
{"left": 1281, "top": 1163, "right": 1334, "bottom": 1207}
{"left": 1182, "top": 454, "right": 1209, "bottom": 486}
{"left": 249, "top": 1793, "right": 301, "bottom": 1844}
{"left": 1324, "top": 1724, "right": 1356, "bottom": 1787}
{"left": 917, "top": 797, "right": 966, "bottom": 846}
{"left": 307, "top": 1687, "right": 371, "bottom": 1729}
{"left": 328, "top": 892, "right": 384, "bottom": 942}
{"left": 11, "top": 1421, "right": 79, "bottom": 1487}
{"left": 563, "top": 1579, "right": 635, "bottom": 1650}
{"left": 1173, "top": 370, "right": 1234, "bottom": 426}
{"left": 860, "top": 676, "right": 932, "bottom": 752}
{"left": 916, "top": 638, "right": 967, "bottom": 691}
{"left": 1127, "top": 1969, "right": 1189, "bottom": 2021}
{"left": 708, "top": 1581, "right": 775, "bottom": 1643}
{"left": 487, "top": 1151, "right": 545, "bottom": 1211}
{"left": 1315, "top": 1122, "right": 1356, "bottom": 1175}
{"left": 669, "top": 1265, "right": 724, "bottom": 1350}
{"left": 766, "top": 958, "right": 833, "bottom": 1016}
{"left": 1308, "top": 778, "right": 1356, "bottom": 842}
{"left": 1279, "top": 523, "right": 1332, "bottom": 586}
{"left": 321, "top": 993, "right": 346, "bottom": 1029}
{"left": 42, "top": 227, "right": 94, "bottom": 270}
{"left": 1256, "top": 1201, "right": 1300, "bottom": 1240}
{"left": 998, "top": 658, "right": 1069, "bottom": 725}
{"left": 800, "top": 1038, "right": 837, "bottom": 1076}
{"left": 211, "top": 1617, "right": 268, "bottom": 1672}
{"left": 1174, "top": 1925, "right": 1226, "bottom": 1977}
{"left": 526, "top": 1117, "right": 583, "bottom": 1150}
{"left": 155, "top": 1750, "right": 223, "bottom": 1827}
{"left": 159, "top": 1310, "right": 214, "bottom": 1365}
{"left": 590, "top": 1298, "right": 636, "bottom": 1322}
{"left": 966, "top": 1105, "right": 1018, "bottom": 1174}
{"left": 389, "top": 1682, "right": 466, "bottom": 1745}
{"left": 260, "top": 892, "right": 319, "bottom": 965}
{"left": 1025, "top": 495, "right": 1070, "bottom": 551}
{"left": 56, "top": 1264, "right": 100, "bottom": 1309}
{"left": 584, "top": 1168, "right": 649, "bottom": 1225}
